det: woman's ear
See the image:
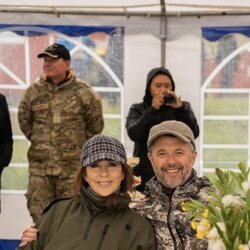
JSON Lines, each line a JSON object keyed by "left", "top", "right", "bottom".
{"left": 122, "top": 171, "right": 125, "bottom": 181}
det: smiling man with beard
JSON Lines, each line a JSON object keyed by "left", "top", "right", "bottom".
{"left": 133, "top": 120, "right": 215, "bottom": 250}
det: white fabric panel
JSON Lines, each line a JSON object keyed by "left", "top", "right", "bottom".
{"left": 0, "top": 10, "right": 250, "bottom": 239}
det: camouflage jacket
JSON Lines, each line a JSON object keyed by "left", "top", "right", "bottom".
{"left": 133, "top": 170, "right": 214, "bottom": 250}
{"left": 18, "top": 70, "right": 104, "bottom": 177}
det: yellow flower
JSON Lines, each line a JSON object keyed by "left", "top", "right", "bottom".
{"left": 196, "top": 230, "right": 207, "bottom": 240}
{"left": 195, "top": 219, "right": 211, "bottom": 240}
{"left": 239, "top": 244, "right": 250, "bottom": 250}
{"left": 202, "top": 209, "right": 209, "bottom": 219}
{"left": 200, "top": 219, "right": 211, "bottom": 230}
{"left": 191, "top": 221, "right": 198, "bottom": 230}
{"left": 181, "top": 202, "right": 188, "bottom": 211}
{"left": 240, "top": 219, "right": 244, "bottom": 226}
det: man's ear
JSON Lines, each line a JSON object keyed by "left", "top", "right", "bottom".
{"left": 191, "top": 150, "right": 197, "bottom": 164}
{"left": 147, "top": 152, "right": 152, "bottom": 162}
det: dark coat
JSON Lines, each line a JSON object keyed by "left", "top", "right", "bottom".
{"left": 18, "top": 187, "right": 156, "bottom": 250}
{"left": 0, "top": 93, "right": 13, "bottom": 174}
{"left": 126, "top": 67, "right": 199, "bottom": 191}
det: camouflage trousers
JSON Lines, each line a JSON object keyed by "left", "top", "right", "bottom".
{"left": 26, "top": 175, "right": 74, "bottom": 223}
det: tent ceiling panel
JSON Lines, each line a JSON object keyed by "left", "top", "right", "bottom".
{"left": 1, "top": 1, "right": 250, "bottom": 16}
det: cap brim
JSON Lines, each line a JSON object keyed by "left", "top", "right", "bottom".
{"left": 37, "top": 52, "right": 59, "bottom": 59}
{"left": 82, "top": 152, "right": 126, "bottom": 167}
{"left": 147, "top": 130, "right": 191, "bottom": 149}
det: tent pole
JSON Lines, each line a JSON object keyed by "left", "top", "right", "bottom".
{"left": 160, "top": 0, "right": 166, "bottom": 67}
{"left": 1, "top": 7, "right": 250, "bottom": 17}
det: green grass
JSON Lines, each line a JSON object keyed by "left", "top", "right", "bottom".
{"left": 102, "top": 118, "right": 121, "bottom": 140}
{"left": 204, "top": 120, "right": 248, "bottom": 144}
{"left": 12, "top": 140, "right": 29, "bottom": 163}
{"left": 101, "top": 95, "right": 121, "bottom": 114}
{"left": 204, "top": 94, "right": 248, "bottom": 115}
{"left": 203, "top": 148, "right": 248, "bottom": 169}
{"left": 2, "top": 167, "right": 28, "bottom": 190}
{"left": 203, "top": 94, "right": 249, "bottom": 170}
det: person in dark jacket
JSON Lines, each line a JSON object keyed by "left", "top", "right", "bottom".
{"left": 17, "top": 134, "right": 155, "bottom": 250}
{"left": 0, "top": 93, "right": 13, "bottom": 174}
{"left": 126, "top": 67, "right": 199, "bottom": 192}
{"left": 0, "top": 93, "right": 13, "bottom": 212}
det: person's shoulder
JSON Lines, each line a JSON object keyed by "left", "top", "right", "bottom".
{"left": 179, "top": 101, "right": 192, "bottom": 109}
{"left": 21, "top": 82, "right": 46, "bottom": 101}
{"left": 42, "top": 197, "right": 73, "bottom": 214}
{"left": 73, "top": 79, "right": 92, "bottom": 89}
{"left": 196, "top": 181, "right": 216, "bottom": 204}
{"left": 74, "top": 80, "right": 101, "bottom": 101}
{"left": 24, "top": 79, "right": 44, "bottom": 92}
{"left": 73, "top": 79, "right": 93, "bottom": 92}
{"left": 192, "top": 175, "right": 216, "bottom": 199}
{"left": 181, "top": 100, "right": 190, "bottom": 105}
{"left": 129, "top": 101, "right": 145, "bottom": 109}
{"left": 0, "top": 93, "right": 7, "bottom": 105}
{"left": 126, "top": 206, "right": 152, "bottom": 226}
{"left": 130, "top": 196, "right": 152, "bottom": 217}
{"left": 196, "top": 175, "right": 213, "bottom": 188}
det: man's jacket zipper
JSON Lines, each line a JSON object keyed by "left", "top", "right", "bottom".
{"left": 167, "top": 197, "right": 178, "bottom": 250}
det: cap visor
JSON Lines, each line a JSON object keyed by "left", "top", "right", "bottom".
{"left": 148, "top": 130, "right": 191, "bottom": 148}
{"left": 82, "top": 153, "right": 125, "bottom": 167}
{"left": 37, "top": 52, "right": 59, "bottom": 58}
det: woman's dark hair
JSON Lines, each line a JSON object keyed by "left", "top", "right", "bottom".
{"left": 72, "top": 162, "right": 134, "bottom": 209}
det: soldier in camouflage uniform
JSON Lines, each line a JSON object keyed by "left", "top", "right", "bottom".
{"left": 18, "top": 43, "right": 104, "bottom": 222}
{"left": 133, "top": 120, "right": 215, "bottom": 250}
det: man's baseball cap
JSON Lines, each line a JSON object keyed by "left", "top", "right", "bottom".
{"left": 147, "top": 120, "right": 196, "bottom": 150}
{"left": 37, "top": 43, "right": 71, "bottom": 60}
{"left": 80, "top": 134, "right": 127, "bottom": 167}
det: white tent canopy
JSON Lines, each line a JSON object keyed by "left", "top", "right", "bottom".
{"left": 0, "top": 0, "right": 249, "bottom": 243}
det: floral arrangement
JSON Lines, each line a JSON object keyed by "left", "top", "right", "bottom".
{"left": 182, "top": 162, "right": 250, "bottom": 250}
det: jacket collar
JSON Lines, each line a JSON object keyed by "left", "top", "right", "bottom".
{"left": 144, "top": 170, "right": 200, "bottom": 200}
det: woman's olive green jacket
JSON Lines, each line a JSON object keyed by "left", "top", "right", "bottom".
{"left": 18, "top": 188, "right": 155, "bottom": 250}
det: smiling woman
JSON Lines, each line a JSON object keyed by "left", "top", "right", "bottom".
{"left": 17, "top": 134, "right": 155, "bottom": 250}
{"left": 84, "top": 160, "right": 125, "bottom": 197}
